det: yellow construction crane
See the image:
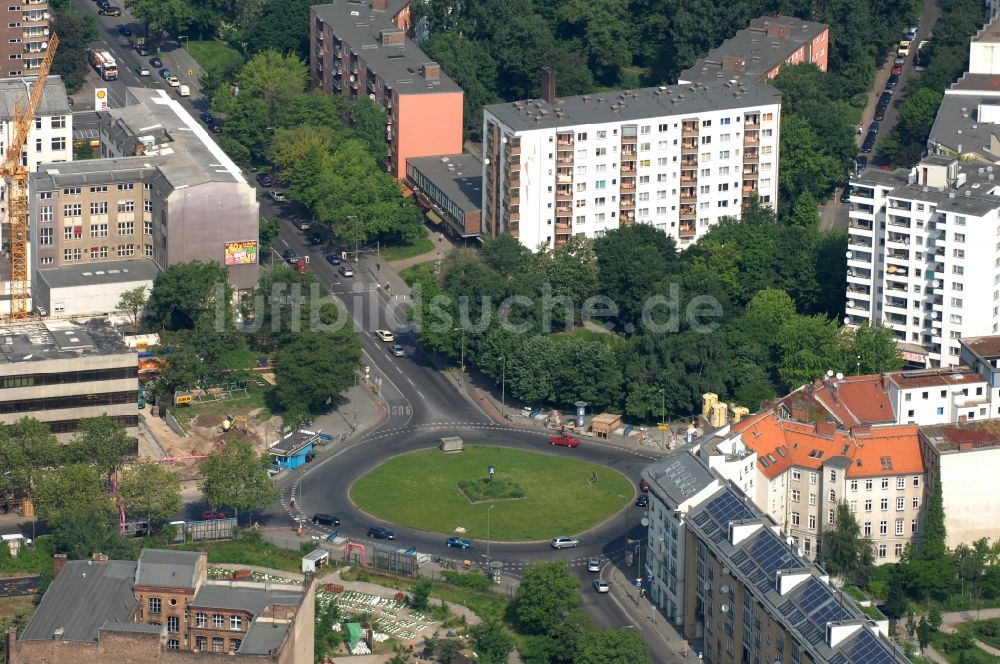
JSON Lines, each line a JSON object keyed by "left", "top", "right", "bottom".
{"left": 3, "top": 34, "right": 58, "bottom": 319}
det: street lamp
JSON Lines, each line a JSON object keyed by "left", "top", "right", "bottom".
{"left": 499, "top": 356, "right": 506, "bottom": 420}
{"left": 659, "top": 388, "right": 666, "bottom": 447}
{"left": 452, "top": 327, "right": 465, "bottom": 379}
{"left": 619, "top": 496, "right": 631, "bottom": 553}
{"left": 487, "top": 504, "right": 495, "bottom": 567}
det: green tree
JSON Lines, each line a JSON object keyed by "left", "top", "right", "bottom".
{"left": 199, "top": 439, "right": 280, "bottom": 524}
{"left": 410, "top": 578, "right": 432, "bottom": 611}
{"left": 822, "top": 502, "right": 875, "bottom": 587}
{"left": 776, "top": 314, "right": 845, "bottom": 389}
{"left": 470, "top": 619, "right": 515, "bottom": 664}
{"left": 52, "top": 10, "right": 98, "bottom": 94}
{"left": 553, "top": 0, "right": 632, "bottom": 84}
{"left": 576, "top": 627, "right": 652, "bottom": 664}
{"left": 511, "top": 561, "right": 581, "bottom": 634}
{"left": 848, "top": 324, "right": 904, "bottom": 374}
{"left": 778, "top": 113, "right": 844, "bottom": 202}
{"left": 124, "top": 0, "right": 197, "bottom": 37}
{"left": 52, "top": 500, "right": 130, "bottom": 560}
{"left": 923, "top": 479, "right": 947, "bottom": 561}
{"left": 789, "top": 191, "right": 820, "bottom": 228}
{"left": 259, "top": 217, "right": 280, "bottom": 253}
{"left": 71, "top": 415, "right": 133, "bottom": 480}
{"left": 116, "top": 286, "right": 148, "bottom": 331}
{"left": 34, "top": 464, "right": 109, "bottom": 527}
{"left": 240, "top": 0, "right": 312, "bottom": 60}
{"left": 146, "top": 261, "right": 231, "bottom": 331}
{"left": 0, "top": 418, "right": 62, "bottom": 537}
{"left": 549, "top": 610, "right": 595, "bottom": 664}
{"left": 119, "top": 460, "right": 183, "bottom": 525}
{"left": 592, "top": 223, "right": 677, "bottom": 329}
{"left": 273, "top": 328, "right": 361, "bottom": 421}
{"left": 235, "top": 50, "right": 308, "bottom": 127}
{"left": 422, "top": 33, "right": 499, "bottom": 140}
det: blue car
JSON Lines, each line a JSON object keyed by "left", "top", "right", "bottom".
{"left": 159, "top": 68, "right": 171, "bottom": 79}
{"left": 325, "top": 254, "right": 342, "bottom": 265}
{"left": 199, "top": 111, "right": 214, "bottom": 125}
{"left": 446, "top": 537, "right": 472, "bottom": 550}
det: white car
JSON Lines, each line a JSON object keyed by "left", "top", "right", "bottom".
{"left": 166, "top": 76, "right": 180, "bottom": 87}
{"left": 550, "top": 536, "right": 579, "bottom": 550}
{"left": 587, "top": 557, "right": 601, "bottom": 573}
{"left": 136, "top": 64, "right": 150, "bottom": 76}
{"left": 592, "top": 579, "right": 610, "bottom": 593}
{"left": 375, "top": 329, "right": 395, "bottom": 342}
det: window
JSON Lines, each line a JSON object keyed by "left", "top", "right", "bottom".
{"left": 808, "top": 493, "right": 816, "bottom": 506}
{"left": 829, "top": 490, "right": 836, "bottom": 502}
{"left": 196, "top": 636, "right": 208, "bottom": 651}
{"left": 117, "top": 221, "right": 134, "bottom": 235}
{"left": 39, "top": 227, "right": 52, "bottom": 246}
{"left": 167, "top": 616, "right": 179, "bottom": 632}
{"left": 595, "top": 147, "right": 606, "bottom": 156}
{"left": 230, "top": 639, "right": 242, "bottom": 652}
{"left": 829, "top": 470, "right": 837, "bottom": 482}
{"left": 90, "top": 201, "right": 108, "bottom": 215}
{"left": 213, "top": 614, "right": 225, "bottom": 628}
{"left": 849, "top": 500, "right": 857, "bottom": 513}
{"left": 912, "top": 518, "right": 918, "bottom": 533}
{"left": 117, "top": 200, "right": 134, "bottom": 213}
{"left": 881, "top": 477, "right": 889, "bottom": 489}
{"left": 50, "top": 137, "right": 65, "bottom": 151}
{"left": 895, "top": 519, "right": 904, "bottom": 536}
{"left": 39, "top": 191, "right": 52, "bottom": 200}
{"left": 791, "top": 512, "right": 800, "bottom": 526}
{"left": 864, "top": 522, "right": 872, "bottom": 536}
{"left": 90, "top": 223, "right": 108, "bottom": 238}
{"left": 596, "top": 130, "right": 606, "bottom": 139}
{"left": 897, "top": 477, "right": 905, "bottom": 489}
{"left": 791, "top": 489, "right": 800, "bottom": 502}
{"left": 913, "top": 497, "right": 919, "bottom": 509}
{"left": 143, "top": 220, "right": 152, "bottom": 236}
{"left": 148, "top": 597, "right": 161, "bottom": 614}
{"left": 51, "top": 116, "right": 65, "bottom": 128}
{"left": 213, "top": 637, "right": 225, "bottom": 653}
{"left": 230, "top": 615, "right": 243, "bottom": 631}
{"left": 850, "top": 480, "right": 858, "bottom": 491}
{"left": 595, "top": 180, "right": 606, "bottom": 190}
{"left": 90, "top": 246, "right": 108, "bottom": 259}
{"left": 865, "top": 499, "right": 872, "bottom": 512}
{"left": 878, "top": 544, "right": 887, "bottom": 558}
{"left": 89, "top": 186, "right": 107, "bottom": 193}
{"left": 880, "top": 498, "right": 888, "bottom": 511}
{"left": 63, "top": 187, "right": 80, "bottom": 195}
{"left": 64, "top": 203, "right": 81, "bottom": 217}
{"left": 167, "top": 639, "right": 179, "bottom": 650}
{"left": 145, "top": 244, "right": 153, "bottom": 257}
{"left": 143, "top": 199, "right": 153, "bottom": 213}
{"left": 828, "top": 510, "right": 835, "bottom": 525}
{"left": 39, "top": 205, "right": 52, "bottom": 222}
{"left": 809, "top": 472, "right": 817, "bottom": 485}
{"left": 792, "top": 470, "right": 801, "bottom": 481}
{"left": 913, "top": 476, "right": 920, "bottom": 487}
{"left": 808, "top": 514, "right": 816, "bottom": 529}
{"left": 117, "top": 244, "right": 135, "bottom": 257}
{"left": 576, "top": 132, "right": 587, "bottom": 141}
{"left": 880, "top": 521, "right": 888, "bottom": 535}
{"left": 196, "top": 613, "right": 207, "bottom": 628}
{"left": 896, "top": 497, "right": 905, "bottom": 511}
{"left": 865, "top": 479, "right": 873, "bottom": 490}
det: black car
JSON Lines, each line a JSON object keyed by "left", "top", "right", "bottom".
{"left": 312, "top": 514, "right": 341, "bottom": 526}
{"left": 869, "top": 121, "right": 880, "bottom": 134}
{"left": 861, "top": 135, "right": 876, "bottom": 153}
{"left": 281, "top": 249, "right": 298, "bottom": 263}
{"left": 307, "top": 231, "right": 324, "bottom": 245}
{"left": 118, "top": 25, "right": 131, "bottom": 37}
{"left": 884, "top": 74, "right": 899, "bottom": 91}
{"left": 873, "top": 107, "right": 886, "bottom": 122}
{"left": 879, "top": 92, "right": 892, "bottom": 106}
{"left": 150, "top": 57, "right": 162, "bottom": 68}
{"left": 256, "top": 172, "right": 274, "bottom": 187}
{"left": 98, "top": 6, "right": 121, "bottom": 15}
{"left": 136, "top": 45, "right": 150, "bottom": 56}
{"left": 368, "top": 526, "right": 396, "bottom": 540}
{"left": 326, "top": 254, "right": 342, "bottom": 265}
{"left": 854, "top": 156, "right": 868, "bottom": 173}
{"left": 840, "top": 185, "right": 852, "bottom": 203}
{"left": 635, "top": 495, "right": 649, "bottom": 507}
{"left": 211, "top": 124, "right": 223, "bottom": 134}
{"left": 199, "top": 111, "right": 214, "bottom": 125}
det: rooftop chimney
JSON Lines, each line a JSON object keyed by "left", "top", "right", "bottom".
{"left": 722, "top": 56, "right": 746, "bottom": 74}
{"left": 380, "top": 28, "right": 405, "bottom": 45}
{"left": 92, "top": 552, "right": 108, "bottom": 562}
{"left": 371, "top": 0, "right": 388, "bottom": 11}
{"left": 766, "top": 23, "right": 790, "bottom": 39}
{"left": 421, "top": 62, "right": 440, "bottom": 80}
{"left": 540, "top": 66, "right": 556, "bottom": 103}
{"left": 53, "top": 553, "right": 67, "bottom": 577}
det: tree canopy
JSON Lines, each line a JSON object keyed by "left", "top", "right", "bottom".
{"left": 199, "top": 440, "right": 280, "bottom": 524}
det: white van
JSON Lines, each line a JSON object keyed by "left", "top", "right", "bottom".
{"left": 177, "top": 84, "right": 190, "bottom": 97}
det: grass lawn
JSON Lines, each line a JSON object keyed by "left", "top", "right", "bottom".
{"left": 340, "top": 568, "right": 507, "bottom": 622}
{"left": 400, "top": 262, "right": 437, "bottom": 287}
{"left": 186, "top": 40, "right": 245, "bottom": 77}
{"left": 930, "top": 629, "right": 1000, "bottom": 663}
{"left": 350, "top": 445, "right": 632, "bottom": 541}
{"left": 177, "top": 538, "right": 305, "bottom": 574}
{"left": 170, "top": 385, "right": 273, "bottom": 427}
{"left": 558, "top": 326, "right": 625, "bottom": 348}
{"left": 381, "top": 233, "right": 435, "bottom": 262}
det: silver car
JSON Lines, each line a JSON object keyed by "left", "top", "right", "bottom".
{"left": 136, "top": 64, "right": 150, "bottom": 76}
{"left": 593, "top": 579, "right": 610, "bottom": 593}
{"left": 550, "top": 536, "right": 579, "bottom": 550}
{"left": 587, "top": 557, "right": 601, "bottom": 572}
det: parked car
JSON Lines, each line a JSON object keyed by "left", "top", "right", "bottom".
{"left": 855, "top": 156, "right": 868, "bottom": 173}
{"left": 166, "top": 76, "right": 181, "bottom": 87}
{"left": 293, "top": 260, "right": 309, "bottom": 274}
{"left": 368, "top": 526, "right": 396, "bottom": 540}
{"left": 884, "top": 74, "right": 899, "bottom": 91}
{"left": 117, "top": 25, "right": 131, "bottom": 37}
{"left": 635, "top": 495, "right": 649, "bottom": 507}
{"left": 640, "top": 479, "right": 650, "bottom": 492}
{"left": 376, "top": 329, "right": 395, "bottom": 342}
{"left": 282, "top": 249, "right": 298, "bottom": 263}
{"left": 549, "top": 434, "right": 580, "bottom": 448}
{"left": 158, "top": 68, "right": 171, "bottom": 79}
{"left": 98, "top": 6, "right": 121, "bottom": 15}
{"left": 326, "top": 254, "right": 342, "bottom": 265}
{"left": 202, "top": 510, "right": 226, "bottom": 520}
{"left": 339, "top": 265, "right": 355, "bottom": 278}
{"left": 199, "top": 111, "right": 214, "bottom": 124}
{"left": 873, "top": 107, "right": 886, "bottom": 122}
{"left": 446, "top": 537, "right": 473, "bottom": 549}
{"left": 136, "top": 45, "right": 150, "bottom": 56}
{"left": 388, "top": 344, "right": 405, "bottom": 357}
{"left": 211, "top": 124, "right": 223, "bottom": 134}
{"left": 150, "top": 57, "right": 162, "bottom": 68}
{"left": 307, "top": 232, "right": 324, "bottom": 246}
{"left": 256, "top": 172, "right": 274, "bottom": 187}
{"left": 550, "top": 536, "right": 579, "bottom": 549}
{"left": 891, "top": 64, "right": 902, "bottom": 75}
{"left": 840, "top": 185, "right": 852, "bottom": 204}
{"left": 270, "top": 190, "right": 288, "bottom": 203}
{"left": 587, "top": 557, "right": 601, "bottom": 572}
{"left": 312, "top": 514, "right": 341, "bottom": 526}
{"left": 861, "top": 134, "right": 877, "bottom": 153}
{"left": 869, "top": 121, "right": 880, "bottom": 134}
{"left": 136, "top": 64, "right": 150, "bottom": 76}
{"left": 592, "top": 579, "right": 610, "bottom": 593}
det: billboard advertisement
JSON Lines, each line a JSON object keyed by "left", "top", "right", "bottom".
{"left": 224, "top": 240, "right": 258, "bottom": 266}
{"left": 95, "top": 88, "right": 108, "bottom": 111}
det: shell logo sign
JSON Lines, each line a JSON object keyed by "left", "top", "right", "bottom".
{"left": 95, "top": 88, "right": 108, "bottom": 111}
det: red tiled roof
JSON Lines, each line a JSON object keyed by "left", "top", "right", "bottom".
{"left": 810, "top": 376, "right": 896, "bottom": 426}
{"left": 734, "top": 412, "right": 924, "bottom": 480}
{"left": 886, "top": 369, "right": 982, "bottom": 389}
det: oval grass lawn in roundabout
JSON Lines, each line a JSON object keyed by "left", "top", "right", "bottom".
{"left": 349, "top": 445, "right": 633, "bottom": 542}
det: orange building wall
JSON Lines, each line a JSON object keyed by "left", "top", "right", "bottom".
{"left": 393, "top": 92, "right": 463, "bottom": 179}
{"left": 811, "top": 28, "right": 830, "bottom": 71}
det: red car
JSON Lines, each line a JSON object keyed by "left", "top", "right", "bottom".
{"left": 293, "top": 260, "right": 309, "bottom": 274}
{"left": 202, "top": 510, "right": 226, "bottom": 520}
{"left": 549, "top": 434, "right": 580, "bottom": 448}
{"left": 640, "top": 479, "right": 650, "bottom": 492}
{"left": 891, "top": 64, "right": 902, "bottom": 75}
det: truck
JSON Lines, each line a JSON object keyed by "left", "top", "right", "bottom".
{"left": 177, "top": 84, "right": 190, "bottom": 97}
{"left": 89, "top": 49, "right": 118, "bottom": 81}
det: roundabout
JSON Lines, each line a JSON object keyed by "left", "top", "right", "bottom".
{"left": 349, "top": 445, "right": 633, "bottom": 542}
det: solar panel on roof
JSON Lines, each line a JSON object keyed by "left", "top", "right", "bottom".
{"left": 812, "top": 602, "right": 853, "bottom": 627}
{"left": 748, "top": 532, "right": 796, "bottom": 575}
{"left": 798, "top": 578, "right": 833, "bottom": 613}
{"left": 843, "top": 628, "right": 897, "bottom": 664}
{"left": 704, "top": 491, "right": 755, "bottom": 525}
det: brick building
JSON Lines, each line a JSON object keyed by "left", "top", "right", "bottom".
{"left": 0, "top": 1, "right": 49, "bottom": 78}
{"left": 9, "top": 549, "right": 314, "bottom": 663}
{"left": 310, "top": 0, "right": 463, "bottom": 178}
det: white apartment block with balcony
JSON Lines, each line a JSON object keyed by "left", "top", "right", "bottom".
{"left": 846, "top": 155, "right": 1000, "bottom": 368}
{"left": 482, "top": 80, "right": 782, "bottom": 252}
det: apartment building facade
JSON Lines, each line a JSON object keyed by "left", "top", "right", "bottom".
{"left": 482, "top": 80, "right": 781, "bottom": 251}
{"left": 405, "top": 154, "right": 482, "bottom": 239}
{"left": 310, "top": 0, "right": 463, "bottom": 179}
{"left": 679, "top": 15, "right": 829, "bottom": 86}
{"left": 28, "top": 87, "right": 259, "bottom": 296}
{"left": 0, "top": 0, "right": 49, "bottom": 77}
{"left": 846, "top": 155, "right": 1000, "bottom": 368}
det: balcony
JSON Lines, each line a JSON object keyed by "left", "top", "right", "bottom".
{"left": 508, "top": 144, "right": 521, "bottom": 156}
{"left": 682, "top": 122, "right": 698, "bottom": 136}
{"left": 555, "top": 222, "right": 571, "bottom": 233}
{"left": 556, "top": 139, "right": 573, "bottom": 148}
{"left": 680, "top": 172, "right": 697, "bottom": 183}
{"left": 681, "top": 156, "right": 697, "bottom": 167}
{"left": 743, "top": 133, "right": 759, "bottom": 146}
{"left": 556, "top": 174, "right": 572, "bottom": 185}
{"left": 742, "top": 184, "right": 758, "bottom": 194}
{"left": 621, "top": 148, "right": 636, "bottom": 158}
{"left": 555, "top": 189, "right": 572, "bottom": 202}
{"left": 620, "top": 197, "right": 636, "bottom": 210}
{"left": 679, "top": 223, "right": 696, "bottom": 237}
{"left": 679, "top": 205, "right": 695, "bottom": 219}
{"left": 847, "top": 286, "right": 871, "bottom": 296}
{"left": 503, "top": 211, "right": 520, "bottom": 223}
{"left": 742, "top": 166, "right": 758, "bottom": 176}
{"left": 743, "top": 150, "right": 759, "bottom": 163}
{"left": 555, "top": 205, "right": 572, "bottom": 215}
{"left": 744, "top": 116, "right": 760, "bottom": 128}
{"left": 621, "top": 166, "right": 635, "bottom": 174}
{"left": 620, "top": 211, "right": 634, "bottom": 224}
{"left": 680, "top": 189, "right": 696, "bottom": 202}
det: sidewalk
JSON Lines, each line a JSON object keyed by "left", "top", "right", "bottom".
{"left": 606, "top": 565, "right": 691, "bottom": 660}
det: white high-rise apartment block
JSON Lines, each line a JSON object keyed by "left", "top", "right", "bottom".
{"left": 481, "top": 79, "right": 782, "bottom": 251}
{"left": 846, "top": 155, "right": 1000, "bottom": 368}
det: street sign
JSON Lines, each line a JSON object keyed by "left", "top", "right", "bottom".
{"left": 635, "top": 578, "right": 642, "bottom": 587}
{"left": 489, "top": 465, "right": 495, "bottom": 475}
{"left": 304, "top": 255, "right": 310, "bottom": 264}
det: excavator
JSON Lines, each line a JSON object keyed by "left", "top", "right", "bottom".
{"left": 3, "top": 34, "right": 58, "bottom": 319}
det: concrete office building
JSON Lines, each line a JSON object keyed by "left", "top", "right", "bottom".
{"left": 310, "top": 0, "right": 463, "bottom": 179}
{"left": 679, "top": 15, "right": 829, "bottom": 86}
{"left": 482, "top": 79, "right": 781, "bottom": 251}
{"left": 9, "top": 549, "right": 315, "bottom": 663}
{"left": 29, "top": 87, "right": 260, "bottom": 298}
{"left": 405, "top": 154, "right": 483, "bottom": 239}
{"left": 0, "top": 317, "right": 138, "bottom": 439}
{"left": 33, "top": 258, "right": 160, "bottom": 318}
{"left": 0, "top": 1, "right": 49, "bottom": 78}
{"left": 846, "top": 155, "right": 1000, "bottom": 368}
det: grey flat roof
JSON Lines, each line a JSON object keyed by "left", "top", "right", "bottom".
{"left": 485, "top": 79, "right": 781, "bottom": 132}
{"left": 643, "top": 451, "right": 717, "bottom": 506}
{"left": 192, "top": 585, "right": 302, "bottom": 614}
{"left": 37, "top": 258, "right": 161, "bottom": 290}
{"left": 32, "top": 157, "right": 162, "bottom": 190}
{"left": 0, "top": 75, "right": 69, "bottom": 121}
{"left": 928, "top": 88, "right": 1000, "bottom": 161}
{"left": 852, "top": 160, "right": 1000, "bottom": 216}
{"left": 100, "top": 622, "right": 163, "bottom": 636}
{"left": 104, "top": 87, "right": 248, "bottom": 188}
{"left": 313, "top": 1, "right": 461, "bottom": 95}
{"left": 0, "top": 318, "right": 132, "bottom": 364}
{"left": 680, "top": 16, "right": 828, "bottom": 85}
{"left": 407, "top": 154, "right": 483, "bottom": 213}
{"left": 239, "top": 620, "right": 291, "bottom": 655}
{"left": 134, "top": 549, "right": 203, "bottom": 589}
{"left": 21, "top": 559, "right": 138, "bottom": 643}
{"left": 973, "top": 15, "right": 1000, "bottom": 44}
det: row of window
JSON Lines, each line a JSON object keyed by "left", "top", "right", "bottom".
{"left": 791, "top": 468, "right": 921, "bottom": 491}
{"left": 849, "top": 496, "right": 920, "bottom": 512}
{"left": 0, "top": 366, "right": 137, "bottom": 389}
{"left": 60, "top": 244, "right": 150, "bottom": 261}
{"left": 53, "top": 220, "right": 150, "bottom": 239}
{"left": 54, "top": 183, "right": 141, "bottom": 196}
{"left": 46, "top": 200, "right": 153, "bottom": 220}
{"left": 0, "top": 390, "right": 136, "bottom": 414}
{"left": 45, "top": 415, "right": 137, "bottom": 434}
{"left": 564, "top": 114, "right": 776, "bottom": 143}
